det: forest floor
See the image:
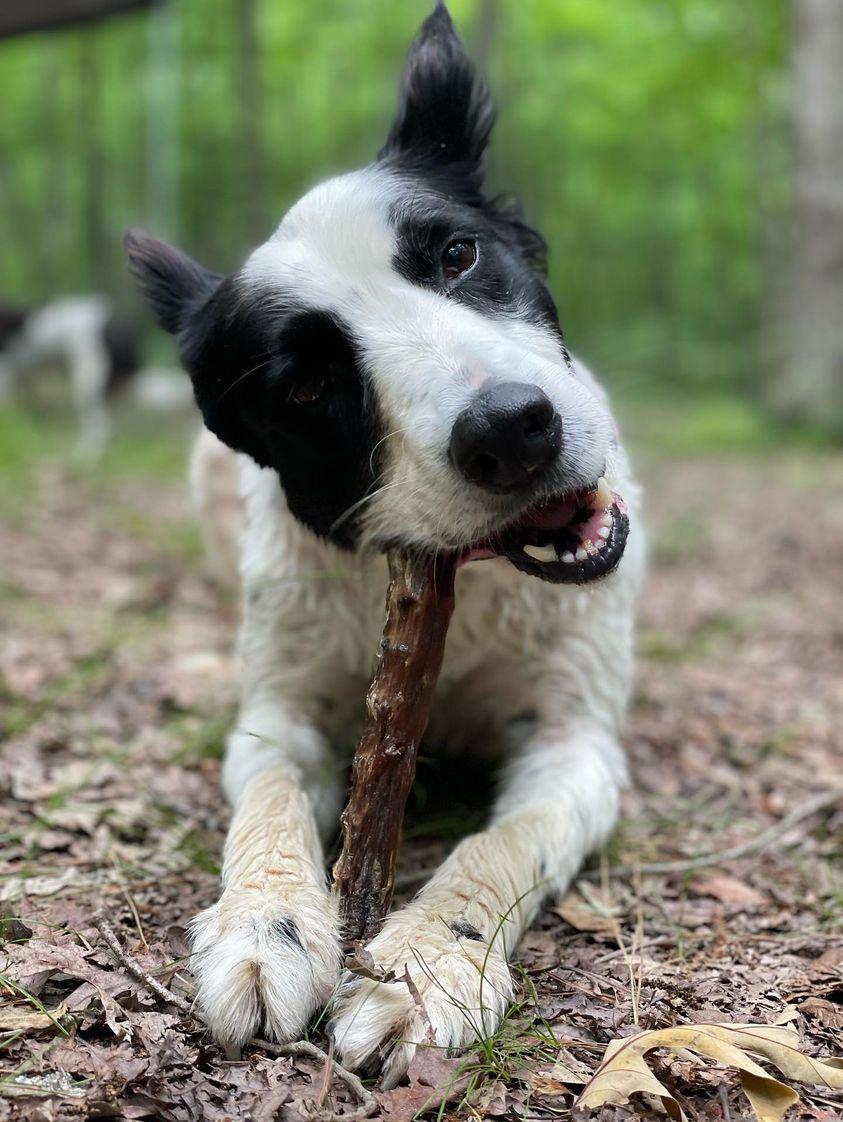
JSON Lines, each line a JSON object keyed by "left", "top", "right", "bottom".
{"left": 0, "top": 402, "right": 841, "bottom": 1122}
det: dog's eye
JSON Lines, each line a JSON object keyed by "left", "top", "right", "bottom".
{"left": 291, "top": 376, "right": 327, "bottom": 405}
{"left": 442, "top": 240, "right": 477, "bottom": 281}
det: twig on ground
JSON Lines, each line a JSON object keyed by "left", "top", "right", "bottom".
{"left": 122, "top": 887, "right": 149, "bottom": 949}
{"left": 718, "top": 1083, "right": 733, "bottom": 1122}
{"left": 581, "top": 789, "right": 841, "bottom": 881}
{"left": 313, "top": 1036, "right": 335, "bottom": 1108}
{"left": 94, "top": 912, "right": 377, "bottom": 1119}
{"left": 252, "top": 1038, "right": 379, "bottom": 1120}
{"left": 94, "top": 911, "right": 194, "bottom": 1016}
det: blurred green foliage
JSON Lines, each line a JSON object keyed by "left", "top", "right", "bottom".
{"left": 0, "top": 0, "right": 789, "bottom": 397}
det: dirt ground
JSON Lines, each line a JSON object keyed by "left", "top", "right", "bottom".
{"left": 1, "top": 408, "right": 841, "bottom": 1121}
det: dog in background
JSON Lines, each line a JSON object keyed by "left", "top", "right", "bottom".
{"left": 0, "top": 295, "right": 140, "bottom": 452}
{"left": 0, "top": 295, "right": 192, "bottom": 452}
{"left": 126, "top": 2, "right": 644, "bottom": 1086}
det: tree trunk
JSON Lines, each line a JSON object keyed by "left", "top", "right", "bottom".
{"left": 145, "top": 0, "right": 181, "bottom": 243}
{"left": 770, "top": 0, "right": 843, "bottom": 433}
{"left": 37, "top": 42, "right": 66, "bottom": 293}
{"left": 234, "top": 0, "right": 266, "bottom": 244}
{"left": 78, "top": 34, "right": 106, "bottom": 290}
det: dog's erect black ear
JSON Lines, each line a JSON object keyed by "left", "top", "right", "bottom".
{"left": 124, "top": 228, "right": 221, "bottom": 336}
{"left": 379, "top": 2, "right": 494, "bottom": 174}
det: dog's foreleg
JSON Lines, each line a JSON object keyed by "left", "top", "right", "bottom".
{"left": 331, "top": 717, "right": 627, "bottom": 1085}
{"left": 69, "top": 337, "right": 111, "bottom": 457}
{"left": 191, "top": 705, "right": 342, "bottom": 1047}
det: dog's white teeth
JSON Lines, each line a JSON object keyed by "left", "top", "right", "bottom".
{"left": 597, "top": 525, "right": 611, "bottom": 540}
{"left": 601, "top": 511, "right": 613, "bottom": 528}
{"left": 575, "top": 547, "right": 588, "bottom": 562}
{"left": 523, "top": 543, "right": 558, "bottom": 563}
{"left": 595, "top": 476, "right": 613, "bottom": 511}
{"left": 561, "top": 551, "right": 576, "bottom": 564}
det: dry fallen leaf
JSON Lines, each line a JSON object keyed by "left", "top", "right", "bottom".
{"left": 0, "top": 1002, "right": 67, "bottom": 1032}
{"left": 690, "top": 874, "right": 768, "bottom": 908}
{"left": 0, "top": 868, "right": 85, "bottom": 903}
{"left": 551, "top": 887, "right": 619, "bottom": 936}
{"left": 344, "top": 945, "right": 397, "bottom": 983}
{"left": 550, "top": 1048, "right": 595, "bottom": 1085}
{"left": 814, "top": 946, "right": 843, "bottom": 972}
{"left": 527, "top": 1046, "right": 594, "bottom": 1093}
{"left": 575, "top": 1020, "right": 843, "bottom": 1121}
{"left": 799, "top": 998, "right": 843, "bottom": 1031}
{"left": 376, "top": 1048, "right": 473, "bottom": 1122}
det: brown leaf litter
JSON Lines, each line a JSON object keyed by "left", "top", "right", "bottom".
{"left": 1, "top": 444, "right": 841, "bottom": 1120}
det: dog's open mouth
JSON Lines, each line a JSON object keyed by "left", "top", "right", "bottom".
{"left": 462, "top": 477, "right": 630, "bottom": 585}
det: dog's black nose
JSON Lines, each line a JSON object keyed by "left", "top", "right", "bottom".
{"left": 449, "top": 381, "right": 562, "bottom": 492}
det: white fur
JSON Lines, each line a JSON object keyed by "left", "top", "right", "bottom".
{"left": 188, "top": 170, "right": 645, "bottom": 1079}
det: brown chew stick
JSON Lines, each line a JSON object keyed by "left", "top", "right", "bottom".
{"left": 333, "top": 547, "right": 458, "bottom": 946}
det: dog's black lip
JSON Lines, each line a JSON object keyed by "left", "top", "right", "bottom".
{"left": 502, "top": 503, "right": 629, "bottom": 585}
{"left": 460, "top": 482, "right": 630, "bottom": 585}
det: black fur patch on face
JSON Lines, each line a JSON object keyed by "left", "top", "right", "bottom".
{"left": 181, "top": 286, "right": 380, "bottom": 548}
{"left": 390, "top": 187, "right": 561, "bottom": 334}
{"left": 380, "top": 5, "right": 565, "bottom": 344}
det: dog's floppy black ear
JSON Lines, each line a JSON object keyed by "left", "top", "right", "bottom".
{"left": 124, "top": 228, "right": 221, "bottom": 336}
{"left": 380, "top": 2, "right": 494, "bottom": 174}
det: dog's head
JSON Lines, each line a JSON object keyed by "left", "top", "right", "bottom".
{"left": 127, "top": 2, "right": 628, "bottom": 584}
{"left": 0, "top": 304, "right": 28, "bottom": 350}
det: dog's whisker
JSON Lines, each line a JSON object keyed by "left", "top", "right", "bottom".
{"left": 215, "top": 355, "right": 272, "bottom": 404}
{"left": 368, "top": 425, "right": 411, "bottom": 478}
{"left": 356, "top": 483, "right": 432, "bottom": 552}
{"left": 328, "top": 475, "right": 418, "bottom": 536}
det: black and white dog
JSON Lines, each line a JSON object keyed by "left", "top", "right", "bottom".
{"left": 0, "top": 296, "right": 139, "bottom": 452}
{"left": 126, "top": 3, "right": 643, "bottom": 1085}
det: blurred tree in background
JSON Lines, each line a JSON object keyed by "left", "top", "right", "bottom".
{"left": 0, "top": 0, "right": 834, "bottom": 424}
{"left": 769, "top": 0, "right": 843, "bottom": 435}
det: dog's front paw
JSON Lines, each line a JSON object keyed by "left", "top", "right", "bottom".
{"left": 190, "top": 886, "right": 341, "bottom": 1047}
{"left": 329, "top": 909, "right": 513, "bottom": 1088}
